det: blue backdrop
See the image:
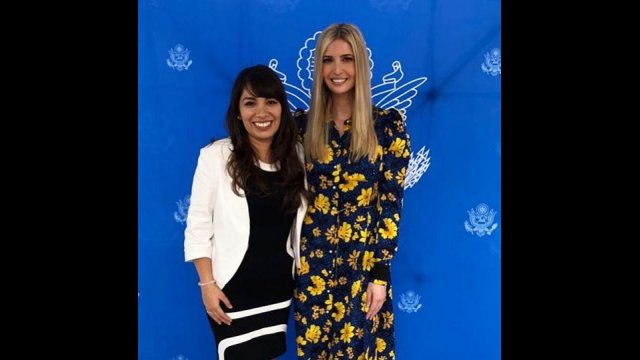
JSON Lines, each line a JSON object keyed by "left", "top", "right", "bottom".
{"left": 138, "top": 1, "right": 501, "bottom": 359}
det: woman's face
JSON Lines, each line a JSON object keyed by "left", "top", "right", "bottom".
{"left": 322, "top": 39, "right": 356, "bottom": 96}
{"left": 238, "top": 87, "right": 282, "bottom": 146}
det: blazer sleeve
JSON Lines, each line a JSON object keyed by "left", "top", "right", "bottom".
{"left": 184, "top": 145, "right": 218, "bottom": 262}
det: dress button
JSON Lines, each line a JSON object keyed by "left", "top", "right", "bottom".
{"left": 332, "top": 186, "right": 336, "bottom": 189}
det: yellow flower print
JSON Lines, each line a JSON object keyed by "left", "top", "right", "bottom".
{"left": 395, "top": 167, "right": 406, "bottom": 187}
{"left": 339, "top": 172, "right": 365, "bottom": 192}
{"left": 328, "top": 278, "right": 338, "bottom": 288}
{"left": 356, "top": 215, "right": 366, "bottom": 222}
{"left": 332, "top": 164, "right": 342, "bottom": 183}
{"left": 361, "top": 291, "right": 369, "bottom": 312}
{"left": 372, "top": 314, "right": 380, "bottom": 332}
{"left": 325, "top": 225, "right": 338, "bottom": 245}
{"left": 357, "top": 349, "right": 372, "bottom": 360}
{"left": 348, "top": 250, "right": 360, "bottom": 270}
{"left": 314, "top": 193, "right": 330, "bottom": 214}
{"left": 338, "top": 222, "right": 353, "bottom": 242}
{"left": 304, "top": 214, "right": 313, "bottom": 225}
{"left": 388, "top": 137, "right": 407, "bottom": 158}
{"left": 376, "top": 338, "right": 387, "bottom": 353}
{"left": 312, "top": 305, "right": 325, "bottom": 320}
{"left": 312, "top": 227, "right": 321, "bottom": 237}
{"left": 382, "top": 311, "right": 394, "bottom": 329}
{"left": 318, "top": 145, "right": 334, "bottom": 164}
{"left": 347, "top": 347, "right": 354, "bottom": 359}
{"left": 296, "top": 347, "right": 304, "bottom": 357}
{"left": 362, "top": 250, "right": 376, "bottom": 271}
{"left": 318, "top": 174, "right": 332, "bottom": 189}
{"left": 360, "top": 229, "right": 370, "bottom": 243}
{"left": 296, "top": 335, "right": 307, "bottom": 346}
{"left": 305, "top": 324, "right": 321, "bottom": 344}
{"left": 393, "top": 213, "right": 400, "bottom": 221}
{"left": 297, "top": 291, "right": 307, "bottom": 303}
{"left": 351, "top": 280, "right": 362, "bottom": 297}
{"left": 323, "top": 319, "right": 332, "bottom": 334}
{"left": 384, "top": 169, "right": 393, "bottom": 181}
{"left": 332, "top": 301, "right": 346, "bottom": 322}
{"left": 305, "top": 162, "right": 313, "bottom": 171}
{"left": 307, "top": 276, "right": 326, "bottom": 296}
{"left": 340, "top": 322, "right": 355, "bottom": 343}
{"left": 357, "top": 187, "right": 373, "bottom": 206}
{"left": 378, "top": 218, "right": 398, "bottom": 239}
{"left": 299, "top": 256, "right": 309, "bottom": 275}
{"left": 324, "top": 293, "right": 333, "bottom": 310}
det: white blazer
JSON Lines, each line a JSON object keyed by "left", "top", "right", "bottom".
{"left": 183, "top": 138, "right": 307, "bottom": 289}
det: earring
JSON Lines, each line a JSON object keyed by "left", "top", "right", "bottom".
{"left": 237, "top": 115, "right": 241, "bottom": 120}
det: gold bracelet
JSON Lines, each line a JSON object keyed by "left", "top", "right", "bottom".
{"left": 372, "top": 279, "right": 387, "bottom": 286}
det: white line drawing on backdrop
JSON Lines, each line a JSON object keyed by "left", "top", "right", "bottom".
{"left": 166, "top": 44, "right": 193, "bottom": 72}
{"left": 398, "top": 290, "right": 422, "bottom": 313}
{"left": 464, "top": 203, "right": 498, "bottom": 237}
{"left": 481, "top": 48, "right": 501, "bottom": 76}
{"left": 173, "top": 195, "right": 190, "bottom": 224}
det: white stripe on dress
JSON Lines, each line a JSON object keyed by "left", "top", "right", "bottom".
{"left": 225, "top": 299, "right": 291, "bottom": 320}
{"left": 218, "top": 324, "right": 287, "bottom": 360}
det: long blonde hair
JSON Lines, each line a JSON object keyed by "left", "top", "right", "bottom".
{"left": 305, "top": 23, "right": 378, "bottom": 162}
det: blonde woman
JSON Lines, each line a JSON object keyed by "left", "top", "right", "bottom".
{"left": 293, "top": 23, "right": 411, "bottom": 359}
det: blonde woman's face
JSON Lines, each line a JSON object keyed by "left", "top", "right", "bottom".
{"left": 322, "top": 39, "right": 355, "bottom": 96}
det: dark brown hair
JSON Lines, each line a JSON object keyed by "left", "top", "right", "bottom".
{"left": 224, "top": 64, "right": 307, "bottom": 212}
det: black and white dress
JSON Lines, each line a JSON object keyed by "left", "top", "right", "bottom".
{"left": 207, "top": 163, "right": 295, "bottom": 360}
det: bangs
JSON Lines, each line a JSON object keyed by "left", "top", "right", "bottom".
{"left": 244, "top": 73, "right": 281, "bottom": 100}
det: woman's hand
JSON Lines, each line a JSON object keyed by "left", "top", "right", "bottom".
{"left": 201, "top": 284, "right": 234, "bottom": 325}
{"left": 366, "top": 282, "right": 387, "bottom": 320}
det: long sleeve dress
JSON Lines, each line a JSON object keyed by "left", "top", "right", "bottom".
{"left": 293, "top": 107, "right": 411, "bottom": 360}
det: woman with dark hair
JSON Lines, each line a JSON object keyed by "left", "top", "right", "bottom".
{"left": 184, "top": 64, "right": 308, "bottom": 359}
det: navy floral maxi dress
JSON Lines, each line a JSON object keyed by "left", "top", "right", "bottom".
{"left": 293, "top": 107, "right": 411, "bottom": 360}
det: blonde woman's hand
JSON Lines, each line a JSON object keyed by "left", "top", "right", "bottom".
{"left": 366, "top": 282, "right": 387, "bottom": 320}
